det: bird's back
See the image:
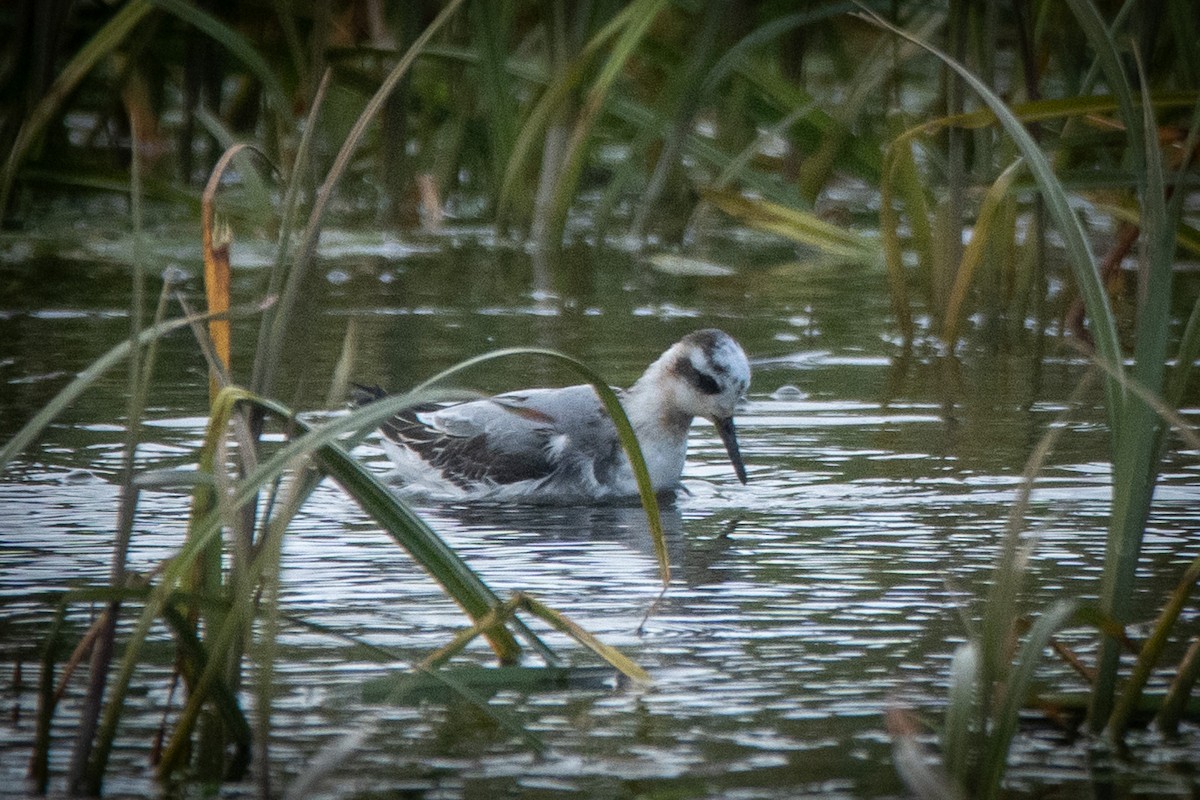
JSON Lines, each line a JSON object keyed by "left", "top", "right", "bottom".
{"left": 366, "top": 384, "right": 627, "bottom": 498}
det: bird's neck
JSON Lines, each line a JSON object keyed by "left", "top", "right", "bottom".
{"left": 624, "top": 366, "right": 692, "bottom": 440}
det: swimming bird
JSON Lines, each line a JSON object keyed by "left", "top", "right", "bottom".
{"left": 352, "top": 329, "right": 751, "bottom": 503}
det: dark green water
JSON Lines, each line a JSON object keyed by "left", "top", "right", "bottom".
{"left": 1, "top": 219, "right": 1198, "bottom": 798}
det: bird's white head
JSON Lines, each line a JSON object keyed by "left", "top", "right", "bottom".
{"left": 637, "top": 329, "right": 751, "bottom": 483}
{"left": 664, "top": 329, "right": 750, "bottom": 419}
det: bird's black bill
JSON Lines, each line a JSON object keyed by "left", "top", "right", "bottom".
{"left": 715, "top": 416, "right": 748, "bottom": 484}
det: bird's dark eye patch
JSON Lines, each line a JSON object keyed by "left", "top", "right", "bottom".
{"left": 675, "top": 356, "right": 722, "bottom": 395}
{"left": 697, "top": 373, "right": 721, "bottom": 394}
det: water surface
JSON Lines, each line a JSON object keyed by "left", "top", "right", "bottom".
{"left": 1, "top": 224, "right": 1198, "bottom": 798}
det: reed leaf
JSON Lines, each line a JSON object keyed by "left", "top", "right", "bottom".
{"left": 1156, "top": 638, "right": 1200, "bottom": 735}
{"left": 364, "top": 663, "right": 616, "bottom": 705}
{"left": 979, "top": 600, "right": 1078, "bottom": 800}
{"left": 734, "top": 63, "right": 885, "bottom": 181}
{"left": 1091, "top": 203, "right": 1200, "bottom": 258}
{"left": 156, "top": 603, "right": 253, "bottom": 778}
{"left": 610, "top": 92, "right": 825, "bottom": 212}
{"left": 1163, "top": 98, "right": 1200, "bottom": 407}
{"left": 1168, "top": 289, "right": 1200, "bottom": 408}
{"left": 515, "top": 593, "right": 651, "bottom": 686}
{"left": 888, "top": 705, "right": 963, "bottom": 800}
{"left": 700, "top": 4, "right": 863, "bottom": 95}
{"left": 313, "top": 428, "right": 527, "bottom": 662}
{"left": 69, "top": 120, "right": 160, "bottom": 791}
{"left": 912, "top": 91, "right": 1200, "bottom": 138}
{"left": 30, "top": 604, "right": 69, "bottom": 793}
{"left": 415, "top": 592, "right": 650, "bottom": 687}
{"left": 193, "top": 106, "right": 275, "bottom": 219}
{"left": 470, "top": 0, "right": 519, "bottom": 197}
{"left": 540, "top": 0, "right": 668, "bottom": 248}
{"left": 1109, "top": 549, "right": 1200, "bottom": 737}
{"left": 1089, "top": 31, "right": 1176, "bottom": 729}
{"left": 202, "top": 144, "right": 265, "bottom": 390}
{"left": 290, "top": 614, "right": 547, "bottom": 735}
{"left": 496, "top": 0, "right": 658, "bottom": 233}
{"left": 701, "top": 188, "right": 876, "bottom": 261}
{"left": 251, "top": 67, "right": 331, "bottom": 396}
{"left": 942, "top": 158, "right": 1023, "bottom": 347}
{"left": 1060, "top": 0, "right": 1143, "bottom": 163}
{"left": 961, "top": 369, "right": 1098, "bottom": 800}
{"left": 629, "top": 2, "right": 726, "bottom": 239}
{"left": 942, "top": 642, "right": 980, "bottom": 787}
{"left": 1078, "top": 348, "right": 1200, "bottom": 454}
{"left": 1167, "top": 0, "right": 1200, "bottom": 84}
{"left": 82, "top": 567, "right": 173, "bottom": 791}
{"left": 857, "top": 3, "right": 1124, "bottom": 470}
{"left": 879, "top": 120, "right": 920, "bottom": 340}
{"left": 796, "top": 12, "right": 940, "bottom": 205}
{"left": 182, "top": 387, "right": 529, "bottom": 663}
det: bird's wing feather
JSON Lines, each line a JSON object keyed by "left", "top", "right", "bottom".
{"left": 372, "top": 384, "right": 622, "bottom": 490}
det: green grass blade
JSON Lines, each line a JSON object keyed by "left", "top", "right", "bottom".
{"left": 1168, "top": 291, "right": 1200, "bottom": 406}
{"left": 496, "top": 3, "right": 643, "bottom": 228}
{"left": 1156, "top": 638, "right": 1200, "bottom": 735}
{"left": 30, "top": 603, "right": 69, "bottom": 792}
{"left": 313, "top": 438, "right": 526, "bottom": 661}
{"left": 889, "top": 705, "right": 963, "bottom": 800}
{"left": 879, "top": 122, "right": 920, "bottom": 341}
{"left": 155, "top": 603, "right": 253, "bottom": 778}
{"left": 517, "top": 593, "right": 651, "bottom": 686}
{"left": 980, "top": 600, "right": 1078, "bottom": 800}
{"left": 916, "top": 91, "right": 1200, "bottom": 135}
{"left": 1091, "top": 41, "right": 1177, "bottom": 730}
{"left": 629, "top": 2, "right": 725, "bottom": 239}
{"left": 976, "top": 368, "right": 1097, "bottom": 753}
{"left": 1091, "top": 203, "right": 1200, "bottom": 258}
{"left": 70, "top": 118, "right": 158, "bottom": 791}
{"left": 1163, "top": 97, "right": 1200, "bottom": 406}
{"left": 1109, "top": 550, "right": 1200, "bottom": 737}
{"left": 539, "top": 0, "right": 668, "bottom": 248}
{"left": 1060, "top": 0, "right": 1142, "bottom": 161}
{"left": 796, "top": 12, "right": 939, "bottom": 204}
{"left": 942, "top": 158, "right": 1023, "bottom": 347}
{"left": 188, "top": 387, "right": 529, "bottom": 662}
{"left": 701, "top": 188, "right": 876, "bottom": 261}
{"left": 1168, "top": 0, "right": 1200, "bottom": 85}
{"left": 856, "top": 6, "right": 1125, "bottom": 457}
{"left": 251, "top": 68, "right": 332, "bottom": 395}
{"left": 81, "top": 585, "right": 166, "bottom": 792}
{"left": 470, "top": 0, "right": 519, "bottom": 196}
{"left": 941, "top": 642, "right": 980, "bottom": 787}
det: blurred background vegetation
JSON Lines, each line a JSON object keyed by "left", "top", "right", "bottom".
{"left": 2, "top": 1, "right": 1199, "bottom": 796}
{"left": 3, "top": 0, "right": 1197, "bottom": 344}
{"left": 0, "top": 2, "right": 1181, "bottom": 242}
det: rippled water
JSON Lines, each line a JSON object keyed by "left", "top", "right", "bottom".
{"left": 1, "top": 226, "right": 1199, "bottom": 798}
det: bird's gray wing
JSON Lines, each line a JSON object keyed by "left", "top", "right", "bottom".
{"left": 369, "top": 384, "right": 622, "bottom": 489}
{"left": 493, "top": 385, "right": 626, "bottom": 484}
{"left": 377, "top": 389, "right": 571, "bottom": 488}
